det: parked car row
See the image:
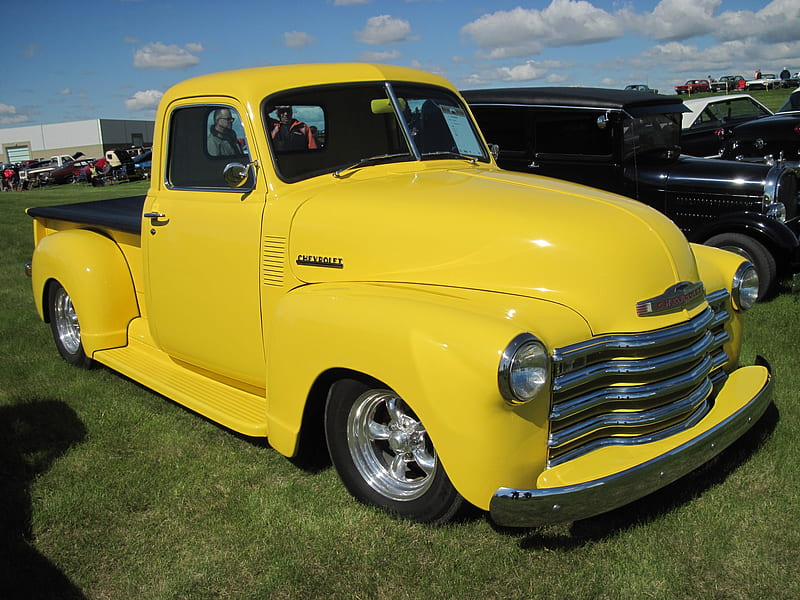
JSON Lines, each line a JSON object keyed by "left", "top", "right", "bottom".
{"left": 677, "top": 72, "right": 799, "bottom": 94}
{"left": 681, "top": 89, "right": 800, "bottom": 163}
{"left": 2, "top": 148, "right": 152, "bottom": 189}
{"left": 463, "top": 87, "right": 800, "bottom": 300}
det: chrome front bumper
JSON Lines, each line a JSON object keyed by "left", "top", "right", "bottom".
{"left": 489, "top": 356, "right": 773, "bottom": 527}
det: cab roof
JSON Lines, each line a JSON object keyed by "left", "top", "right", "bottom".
{"left": 461, "top": 87, "right": 686, "bottom": 113}
{"left": 162, "top": 63, "right": 454, "bottom": 105}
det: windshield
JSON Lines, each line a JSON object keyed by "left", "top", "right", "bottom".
{"left": 264, "top": 82, "right": 488, "bottom": 182}
{"left": 778, "top": 92, "right": 800, "bottom": 114}
{"left": 622, "top": 113, "right": 681, "bottom": 160}
{"left": 687, "top": 97, "right": 772, "bottom": 129}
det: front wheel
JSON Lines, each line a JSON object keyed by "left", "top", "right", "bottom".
{"left": 48, "top": 281, "right": 93, "bottom": 368}
{"left": 325, "top": 379, "right": 464, "bottom": 523}
{"left": 705, "top": 233, "right": 776, "bottom": 301}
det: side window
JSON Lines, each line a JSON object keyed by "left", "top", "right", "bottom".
{"left": 470, "top": 106, "right": 528, "bottom": 153}
{"left": 534, "top": 110, "right": 612, "bottom": 156}
{"left": 167, "top": 105, "right": 251, "bottom": 189}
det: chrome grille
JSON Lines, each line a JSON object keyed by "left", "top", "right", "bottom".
{"left": 548, "top": 289, "right": 731, "bottom": 467}
{"left": 776, "top": 170, "right": 798, "bottom": 220}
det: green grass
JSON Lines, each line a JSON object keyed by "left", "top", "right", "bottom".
{"left": 676, "top": 86, "right": 794, "bottom": 112}
{"left": 2, "top": 182, "right": 799, "bottom": 599}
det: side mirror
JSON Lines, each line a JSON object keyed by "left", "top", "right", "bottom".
{"left": 223, "top": 161, "right": 257, "bottom": 188}
{"left": 488, "top": 143, "right": 500, "bottom": 160}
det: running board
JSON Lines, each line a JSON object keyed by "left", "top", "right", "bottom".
{"left": 93, "top": 335, "right": 268, "bottom": 437}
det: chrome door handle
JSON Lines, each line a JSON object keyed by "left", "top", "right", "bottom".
{"left": 144, "top": 212, "right": 166, "bottom": 219}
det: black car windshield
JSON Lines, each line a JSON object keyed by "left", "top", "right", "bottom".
{"left": 264, "top": 82, "right": 488, "bottom": 182}
{"left": 622, "top": 113, "right": 681, "bottom": 160}
{"left": 778, "top": 92, "right": 800, "bottom": 113}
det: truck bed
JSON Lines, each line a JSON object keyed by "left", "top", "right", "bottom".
{"left": 26, "top": 195, "right": 145, "bottom": 235}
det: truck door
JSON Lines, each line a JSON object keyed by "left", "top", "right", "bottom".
{"left": 144, "top": 102, "right": 267, "bottom": 388}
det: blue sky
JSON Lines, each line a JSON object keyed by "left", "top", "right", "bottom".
{"left": 1, "top": 0, "right": 798, "bottom": 127}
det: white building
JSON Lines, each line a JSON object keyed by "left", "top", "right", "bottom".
{"left": 0, "top": 119, "right": 154, "bottom": 164}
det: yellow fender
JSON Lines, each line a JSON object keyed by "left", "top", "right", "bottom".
{"left": 32, "top": 229, "right": 139, "bottom": 355}
{"left": 265, "top": 282, "right": 590, "bottom": 510}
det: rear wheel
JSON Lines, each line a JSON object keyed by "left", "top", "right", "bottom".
{"left": 48, "top": 281, "right": 92, "bottom": 368}
{"left": 705, "top": 233, "right": 776, "bottom": 301}
{"left": 325, "top": 378, "right": 464, "bottom": 523}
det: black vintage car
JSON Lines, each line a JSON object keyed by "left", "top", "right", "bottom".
{"left": 462, "top": 87, "right": 800, "bottom": 299}
{"left": 719, "top": 89, "right": 800, "bottom": 163}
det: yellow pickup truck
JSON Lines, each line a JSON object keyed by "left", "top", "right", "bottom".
{"left": 26, "top": 63, "right": 772, "bottom": 527}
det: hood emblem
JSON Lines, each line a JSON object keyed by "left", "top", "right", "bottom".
{"left": 636, "top": 281, "right": 705, "bottom": 317}
{"left": 296, "top": 254, "right": 344, "bottom": 269}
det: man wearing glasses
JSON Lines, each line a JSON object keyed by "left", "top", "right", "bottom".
{"left": 208, "top": 108, "right": 245, "bottom": 156}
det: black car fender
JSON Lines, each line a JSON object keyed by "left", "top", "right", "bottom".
{"left": 689, "top": 211, "right": 800, "bottom": 260}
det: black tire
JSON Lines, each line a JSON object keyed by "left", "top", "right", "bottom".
{"left": 48, "top": 282, "right": 93, "bottom": 368}
{"left": 325, "top": 378, "right": 464, "bottom": 524}
{"left": 705, "top": 233, "right": 776, "bottom": 301}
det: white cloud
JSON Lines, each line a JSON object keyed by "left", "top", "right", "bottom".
{"left": 360, "top": 49, "right": 401, "bottom": 62}
{"left": 125, "top": 89, "right": 163, "bottom": 111}
{"left": 497, "top": 61, "right": 550, "bottom": 82}
{"left": 623, "top": 0, "right": 721, "bottom": 42}
{"left": 461, "top": 1, "right": 623, "bottom": 59}
{"left": 0, "top": 103, "right": 28, "bottom": 125}
{"left": 133, "top": 42, "right": 202, "bottom": 70}
{"left": 462, "top": 60, "right": 568, "bottom": 87}
{"left": 284, "top": 31, "right": 316, "bottom": 49}
{"left": 356, "top": 15, "right": 411, "bottom": 45}
{"left": 59, "top": 88, "right": 71, "bottom": 95}
{"left": 716, "top": 0, "right": 800, "bottom": 43}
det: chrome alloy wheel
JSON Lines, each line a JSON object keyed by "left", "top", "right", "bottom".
{"left": 52, "top": 286, "right": 82, "bottom": 355}
{"left": 346, "top": 390, "right": 436, "bottom": 501}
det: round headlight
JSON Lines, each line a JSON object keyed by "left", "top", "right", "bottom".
{"left": 732, "top": 262, "right": 759, "bottom": 310}
{"left": 765, "top": 201, "right": 787, "bottom": 222}
{"left": 498, "top": 334, "right": 549, "bottom": 405}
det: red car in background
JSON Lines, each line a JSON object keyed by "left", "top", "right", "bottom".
{"left": 675, "top": 79, "right": 711, "bottom": 94}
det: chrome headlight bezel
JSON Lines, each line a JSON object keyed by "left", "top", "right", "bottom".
{"left": 765, "top": 201, "right": 787, "bottom": 222}
{"left": 732, "top": 261, "right": 759, "bottom": 310}
{"left": 498, "top": 333, "right": 550, "bottom": 406}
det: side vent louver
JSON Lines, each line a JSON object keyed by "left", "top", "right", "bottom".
{"left": 262, "top": 236, "right": 287, "bottom": 287}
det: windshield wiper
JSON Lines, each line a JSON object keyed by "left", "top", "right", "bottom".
{"left": 420, "top": 151, "right": 479, "bottom": 165}
{"left": 333, "top": 153, "right": 412, "bottom": 178}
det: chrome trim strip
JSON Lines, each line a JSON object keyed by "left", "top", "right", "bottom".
{"left": 549, "top": 378, "right": 713, "bottom": 455}
{"left": 489, "top": 357, "right": 772, "bottom": 527}
{"left": 553, "top": 329, "right": 716, "bottom": 394}
{"left": 549, "top": 386, "right": 712, "bottom": 466}
{"left": 551, "top": 354, "right": 715, "bottom": 421}
{"left": 553, "top": 307, "right": 715, "bottom": 366}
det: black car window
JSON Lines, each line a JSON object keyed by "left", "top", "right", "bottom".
{"left": 534, "top": 110, "right": 612, "bottom": 156}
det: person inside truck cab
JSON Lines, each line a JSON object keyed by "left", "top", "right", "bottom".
{"left": 269, "top": 105, "right": 318, "bottom": 151}
{"left": 207, "top": 108, "right": 245, "bottom": 156}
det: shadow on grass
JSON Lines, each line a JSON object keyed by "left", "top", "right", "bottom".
{"left": 0, "top": 400, "right": 88, "bottom": 599}
{"left": 495, "top": 402, "right": 780, "bottom": 549}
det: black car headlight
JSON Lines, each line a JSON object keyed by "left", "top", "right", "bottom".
{"left": 732, "top": 262, "right": 759, "bottom": 310}
{"left": 765, "top": 201, "right": 787, "bottom": 222}
{"left": 498, "top": 334, "right": 549, "bottom": 405}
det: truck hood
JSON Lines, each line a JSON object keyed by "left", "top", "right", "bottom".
{"left": 288, "top": 164, "right": 703, "bottom": 335}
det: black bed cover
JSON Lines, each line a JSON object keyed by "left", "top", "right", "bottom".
{"left": 26, "top": 195, "right": 145, "bottom": 235}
